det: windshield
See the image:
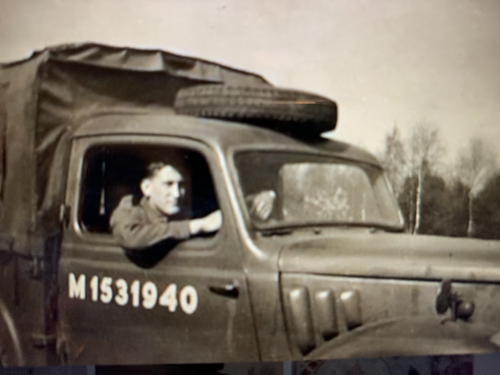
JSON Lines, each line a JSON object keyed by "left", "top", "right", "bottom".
{"left": 234, "top": 151, "right": 403, "bottom": 231}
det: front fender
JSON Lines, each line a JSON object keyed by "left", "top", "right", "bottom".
{"left": 306, "top": 315, "right": 500, "bottom": 360}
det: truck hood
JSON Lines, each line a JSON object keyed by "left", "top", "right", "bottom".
{"left": 278, "top": 231, "right": 500, "bottom": 282}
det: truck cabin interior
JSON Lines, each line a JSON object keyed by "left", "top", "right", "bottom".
{"left": 80, "top": 145, "right": 219, "bottom": 234}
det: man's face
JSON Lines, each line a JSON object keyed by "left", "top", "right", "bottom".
{"left": 141, "top": 165, "right": 185, "bottom": 216}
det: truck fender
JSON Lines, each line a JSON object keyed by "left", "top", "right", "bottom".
{"left": 305, "top": 316, "right": 500, "bottom": 360}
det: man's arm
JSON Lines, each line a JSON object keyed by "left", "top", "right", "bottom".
{"left": 110, "top": 203, "right": 191, "bottom": 251}
{"left": 110, "top": 196, "right": 222, "bottom": 251}
{"left": 189, "top": 210, "right": 222, "bottom": 235}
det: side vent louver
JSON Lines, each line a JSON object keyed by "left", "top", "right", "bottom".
{"left": 288, "top": 287, "right": 316, "bottom": 355}
{"left": 340, "top": 290, "right": 362, "bottom": 330}
{"left": 315, "top": 290, "right": 339, "bottom": 340}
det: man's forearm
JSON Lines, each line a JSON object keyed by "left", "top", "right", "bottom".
{"left": 189, "top": 210, "right": 223, "bottom": 235}
{"left": 188, "top": 218, "right": 202, "bottom": 236}
{"left": 114, "top": 220, "right": 191, "bottom": 251}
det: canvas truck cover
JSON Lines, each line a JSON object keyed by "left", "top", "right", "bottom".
{"left": 0, "top": 43, "right": 270, "bottom": 256}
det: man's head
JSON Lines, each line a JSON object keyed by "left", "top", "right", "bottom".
{"left": 140, "top": 162, "right": 186, "bottom": 216}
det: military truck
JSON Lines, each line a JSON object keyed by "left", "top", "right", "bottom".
{"left": 1, "top": 43, "right": 500, "bottom": 367}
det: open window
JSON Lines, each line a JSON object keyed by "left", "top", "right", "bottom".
{"left": 79, "top": 144, "right": 219, "bottom": 234}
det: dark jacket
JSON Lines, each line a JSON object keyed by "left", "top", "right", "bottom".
{"left": 110, "top": 195, "right": 191, "bottom": 251}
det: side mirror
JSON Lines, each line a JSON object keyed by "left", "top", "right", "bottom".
{"left": 436, "top": 279, "right": 475, "bottom": 321}
{"left": 435, "top": 279, "right": 452, "bottom": 314}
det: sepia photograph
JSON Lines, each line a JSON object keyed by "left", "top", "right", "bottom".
{"left": 1, "top": 0, "right": 500, "bottom": 370}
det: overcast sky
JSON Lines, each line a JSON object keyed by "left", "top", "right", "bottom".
{"left": 1, "top": 0, "right": 499, "bottom": 162}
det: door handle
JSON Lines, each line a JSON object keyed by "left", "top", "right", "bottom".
{"left": 208, "top": 284, "right": 239, "bottom": 299}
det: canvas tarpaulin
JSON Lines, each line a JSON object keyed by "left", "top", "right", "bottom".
{"left": 0, "top": 43, "right": 270, "bottom": 255}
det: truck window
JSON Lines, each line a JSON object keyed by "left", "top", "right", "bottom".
{"left": 79, "top": 145, "right": 219, "bottom": 234}
{"left": 235, "top": 151, "right": 403, "bottom": 230}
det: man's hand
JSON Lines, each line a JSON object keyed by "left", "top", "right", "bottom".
{"left": 247, "top": 190, "right": 276, "bottom": 221}
{"left": 189, "top": 210, "right": 222, "bottom": 236}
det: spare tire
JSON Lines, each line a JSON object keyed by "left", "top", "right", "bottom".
{"left": 174, "top": 85, "right": 337, "bottom": 136}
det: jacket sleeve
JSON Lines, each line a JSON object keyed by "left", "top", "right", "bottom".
{"left": 109, "top": 196, "right": 191, "bottom": 251}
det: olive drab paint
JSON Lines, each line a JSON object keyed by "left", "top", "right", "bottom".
{"left": 0, "top": 43, "right": 500, "bottom": 367}
{"left": 68, "top": 273, "right": 199, "bottom": 313}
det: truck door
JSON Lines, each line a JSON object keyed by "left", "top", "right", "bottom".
{"left": 57, "top": 135, "right": 259, "bottom": 365}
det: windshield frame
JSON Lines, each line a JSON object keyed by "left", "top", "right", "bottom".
{"left": 228, "top": 145, "right": 405, "bottom": 233}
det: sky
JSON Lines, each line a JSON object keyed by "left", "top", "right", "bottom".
{"left": 1, "top": 0, "right": 499, "bottom": 163}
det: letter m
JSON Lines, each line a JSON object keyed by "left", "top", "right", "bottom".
{"left": 68, "top": 273, "right": 86, "bottom": 300}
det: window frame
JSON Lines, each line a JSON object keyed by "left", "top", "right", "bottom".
{"left": 229, "top": 146, "right": 405, "bottom": 232}
{"left": 66, "top": 134, "right": 226, "bottom": 249}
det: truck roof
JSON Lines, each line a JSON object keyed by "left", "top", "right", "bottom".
{"left": 1, "top": 42, "right": 270, "bottom": 86}
{"left": 74, "top": 110, "right": 380, "bottom": 167}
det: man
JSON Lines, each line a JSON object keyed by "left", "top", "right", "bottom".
{"left": 110, "top": 160, "right": 222, "bottom": 251}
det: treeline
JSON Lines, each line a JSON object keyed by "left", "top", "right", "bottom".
{"left": 379, "top": 123, "right": 500, "bottom": 240}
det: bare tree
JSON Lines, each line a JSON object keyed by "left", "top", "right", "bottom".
{"left": 456, "top": 138, "right": 497, "bottom": 236}
{"left": 380, "top": 125, "right": 406, "bottom": 197}
{"left": 406, "top": 123, "right": 445, "bottom": 234}
{"left": 457, "top": 138, "right": 497, "bottom": 187}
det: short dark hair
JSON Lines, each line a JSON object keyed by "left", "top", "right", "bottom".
{"left": 144, "top": 159, "right": 188, "bottom": 180}
{"left": 145, "top": 162, "right": 169, "bottom": 179}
